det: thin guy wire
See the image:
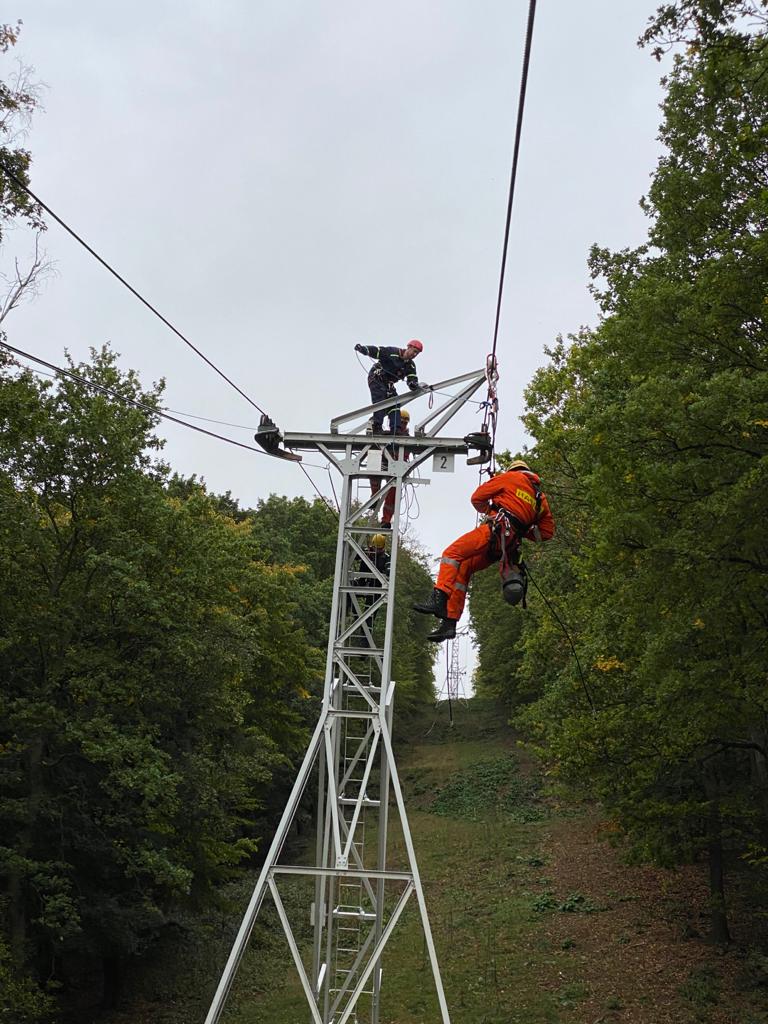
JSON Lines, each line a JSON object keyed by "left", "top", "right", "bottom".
{"left": 0, "top": 162, "right": 268, "bottom": 417}
{"left": 525, "top": 565, "right": 596, "bottom": 713}
{"left": 1, "top": 342, "right": 269, "bottom": 456}
{"left": 326, "top": 465, "right": 340, "bottom": 511}
{"left": 297, "top": 461, "right": 338, "bottom": 518}
{"left": 10, "top": 357, "right": 333, "bottom": 470}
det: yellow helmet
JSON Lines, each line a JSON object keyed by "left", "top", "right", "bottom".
{"left": 399, "top": 409, "right": 410, "bottom": 423}
{"left": 507, "top": 459, "right": 531, "bottom": 472}
{"left": 371, "top": 534, "right": 387, "bottom": 549}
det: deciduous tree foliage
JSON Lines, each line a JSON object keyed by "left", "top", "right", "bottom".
{"left": 472, "top": 0, "right": 768, "bottom": 943}
{"left": 0, "top": 21, "right": 43, "bottom": 241}
{"left": 247, "top": 493, "right": 438, "bottom": 707}
{"left": 0, "top": 349, "right": 324, "bottom": 1015}
{"left": 0, "top": 344, "right": 438, "bottom": 1017}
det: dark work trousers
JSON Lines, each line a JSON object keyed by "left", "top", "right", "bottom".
{"left": 367, "top": 371, "right": 399, "bottom": 431}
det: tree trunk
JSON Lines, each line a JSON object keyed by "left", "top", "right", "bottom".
{"left": 704, "top": 764, "right": 731, "bottom": 946}
{"left": 8, "top": 735, "right": 45, "bottom": 964}
{"left": 101, "top": 953, "right": 123, "bottom": 1010}
{"left": 748, "top": 725, "right": 768, "bottom": 821}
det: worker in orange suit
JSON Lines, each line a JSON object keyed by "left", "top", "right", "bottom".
{"left": 413, "top": 460, "right": 555, "bottom": 641}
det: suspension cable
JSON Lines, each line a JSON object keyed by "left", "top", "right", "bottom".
{"left": 0, "top": 162, "right": 268, "bottom": 417}
{"left": 491, "top": 0, "right": 537, "bottom": 367}
{"left": 481, "top": 0, "right": 538, "bottom": 468}
{"left": 1, "top": 341, "right": 268, "bottom": 456}
{"left": 5, "top": 341, "right": 342, "bottom": 517}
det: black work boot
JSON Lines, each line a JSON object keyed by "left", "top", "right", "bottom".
{"left": 427, "top": 618, "right": 457, "bottom": 642}
{"left": 413, "top": 588, "right": 448, "bottom": 618}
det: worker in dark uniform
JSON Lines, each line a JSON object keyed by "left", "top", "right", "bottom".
{"left": 354, "top": 339, "right": 424, "bottom": 433}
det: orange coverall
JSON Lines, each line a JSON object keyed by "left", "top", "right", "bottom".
{"left": 370, "top": 426, "right": 410, "bottom": 525}
{"left": 435, "top": 469, "right": 555, "bottom": 620}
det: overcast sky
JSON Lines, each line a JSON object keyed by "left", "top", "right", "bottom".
{"left": 3, "top": 1, "right": 668, "bottom": 683}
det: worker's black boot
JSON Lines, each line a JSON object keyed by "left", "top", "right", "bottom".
{"left": 427, "top": 618, "right": 457, "bottom": 642}
{"left": 413, "top": 588, "right": 448, "bottom": 618}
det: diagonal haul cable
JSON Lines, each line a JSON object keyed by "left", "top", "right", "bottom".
{"left": 1, "top": 341, "right": 269, "bottom": 455}
{"left": 1, "top": 166, "right": 339, "bottom": 515}
{"left": 0, "top": 162, "right": 268, "bottom": 417}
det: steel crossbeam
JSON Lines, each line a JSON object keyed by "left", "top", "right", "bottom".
{"left": 203, "top": 374, "right": 491, "bottom": 1024}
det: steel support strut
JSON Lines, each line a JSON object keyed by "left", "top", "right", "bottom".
{"left": 205, "top": 375, "right": 486, "bottom": 1023}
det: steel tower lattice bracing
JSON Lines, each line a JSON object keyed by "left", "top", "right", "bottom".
{"left": 203, "top": 369, "right": 490, "bottom": 1024}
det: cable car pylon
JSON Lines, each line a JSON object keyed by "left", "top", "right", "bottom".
{"left": 204, "top": 369, "right": 491, "bottom": 1024}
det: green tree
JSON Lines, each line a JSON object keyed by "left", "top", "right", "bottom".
{"left": 0, "top": 348, "right": 320, "bottom": 1014}
{"left": 507, "top": 0, "right": 768, "bottom": 943}
{"left": 0, "top": 21, "right": 48, "bottom": 326}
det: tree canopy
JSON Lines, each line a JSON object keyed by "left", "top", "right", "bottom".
{"left": 470, "top": 0, "right": 768, "bottom": 944}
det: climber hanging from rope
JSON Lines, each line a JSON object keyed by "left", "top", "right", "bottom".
{"left": 413, "top": 459, "right": 555, "bottom": 642}
{"left": 354, "top": 339, "right": 425, "bottom": 433}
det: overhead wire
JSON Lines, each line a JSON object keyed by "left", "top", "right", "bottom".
{"left": 298, "top": 461, "right": 338, "bottom": 517}
{"left": 0, "top": 169, "right": 346, "bottom": 520}
{"left": 490, "top": 0, "right": 537, "bottom": 369}
{"left": 1, "top": 341, "right": 269, "bottom": 456}
{"left": 4, "top": 342, "right": 341, "bottom": 517}
{"left": 0, "top": 161, "right": 269, "bottom": 418}
{"left": 480, "top": 0, "right": 538, "bottom": 471}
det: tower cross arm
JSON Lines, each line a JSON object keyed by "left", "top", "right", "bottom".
{"left": 281, "top": 432, "right": 481, "bottom": 455}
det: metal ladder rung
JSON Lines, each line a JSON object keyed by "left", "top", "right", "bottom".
{"left": 332, "top": 907, "right": 376, "bottom": 921}
{"left": 336, "top": 647, "right": 384, "bottom": 656}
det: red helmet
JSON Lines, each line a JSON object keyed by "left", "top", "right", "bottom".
{"left": 407, "top": 339, "right": 423, "bottom": 353}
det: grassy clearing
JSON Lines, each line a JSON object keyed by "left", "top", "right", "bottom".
{"left": 104, "top": 698, "right": 768, "bottom": 1024}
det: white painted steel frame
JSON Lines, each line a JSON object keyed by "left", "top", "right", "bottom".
{"left": 204, "top": 375, "right": 488, "bottom": 1024}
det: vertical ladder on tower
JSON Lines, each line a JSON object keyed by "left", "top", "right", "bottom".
{"left": 203, "top": 368, "right": 490, "bottom": 1024}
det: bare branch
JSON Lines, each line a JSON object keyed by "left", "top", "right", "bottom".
{"left": 0, "top": 230, "right": 54, "bottom": 324}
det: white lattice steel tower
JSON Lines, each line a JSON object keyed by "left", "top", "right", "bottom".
{"left": 203, "top": 370, "right": 490, "bottom": 1024}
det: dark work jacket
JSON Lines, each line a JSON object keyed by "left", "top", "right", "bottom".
{"left": 360, "top": 346, "right": 420, "bottom": 390}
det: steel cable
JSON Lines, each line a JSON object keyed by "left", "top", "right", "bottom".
{"left": 1, "top": 341, "right": 269, "bottom": 455}
{"left": 0, "top": 162, "right": 268, "bottom": 417}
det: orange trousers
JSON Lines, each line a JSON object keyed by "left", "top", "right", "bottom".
{"left": 370, "top": 474, "right": 396, "bottom": 523}
{"left": 370, "top": 449, "right": 408, "bottom": 525}
{"left": 435, "top": 523, "right": 501, "bottom": 620}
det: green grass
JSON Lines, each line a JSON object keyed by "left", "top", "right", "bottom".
{"left": 103, "top": 697, "right": 768, "bottom": 1024}
{"left": 431, "top": 754, "right": 545, "bottom": 823}
{"left": 209, "top": 703, "right": 564, "bottom": 1024}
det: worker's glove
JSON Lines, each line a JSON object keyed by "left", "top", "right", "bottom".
{"left": 354, "top": 343, "right": 365, "bottom": 353}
